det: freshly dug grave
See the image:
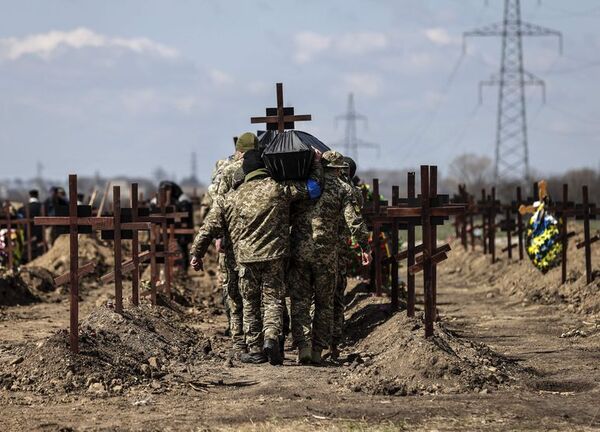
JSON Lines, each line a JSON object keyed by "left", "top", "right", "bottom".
{"left": 0, "top": 270, "right": 38, "bottom": 306}
{"left": 19, "top": 266, "right": 55, "bottom": 294}
{"left": 341, "top": 297, "right": 532, "bottom": 396}
{"left": 445, "top": 223, "right": 600, "bottom": 315}
{"left": 0, "top": 304, "right": 214, "bottom": 395}
{"left": 26, "top": 234, "right": 114, "bottom": 278}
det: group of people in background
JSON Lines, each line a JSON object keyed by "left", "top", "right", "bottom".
{"left": 190, "top": 133, "right": 372, "bottom": 366}
{"left": 0, "top": 188, "right": 61, "bottom": 266}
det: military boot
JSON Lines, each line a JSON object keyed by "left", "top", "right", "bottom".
{"left": 311, "top": 349, "right": 323, "bottom": 365}
{"left": 297, "top": 346, "right": 312, "bottom": 365}
{"left": 263, "top": 338, "right": 283, "bottom": 366}
{"left": 329, "top": 344, "right": 340, "bottom": 361}
{"left": 240, "top": 351, "right": 267, "bottom": 364}
{"left": 279, "top": 335, "right": 285, "bottom": 358}
{"left": 229, "top": 341, "right": 248, "bottom": 361}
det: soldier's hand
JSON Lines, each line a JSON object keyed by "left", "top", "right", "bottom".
{"left": 312, "top": 148, "right": 322, "bottom": 162}
{"left": 361, "top": 251, "right": 372, "bottom": 266}
{"left": 190, "top": 256, "right": 204, "bottom": 272}
{"left": 215, "top": 238, "right": 223, "bottom": 253}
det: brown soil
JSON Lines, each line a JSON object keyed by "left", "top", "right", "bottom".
{"left": 342, "top": 296, "right": 532, "bottom": 396}
{"left": 0, "top": 232, "right": 599, "bottom": 431}
{"left": 0, "top": 270, "right": 38, "bottom": 306}
{"left": 26, "top": 234, "right": 114, "bottom": 279}
{"left": 1, "top": 304, "right": 214, "bottom": 396}
{"left": 446, "top": 223, "right": 600, "bottom": 315}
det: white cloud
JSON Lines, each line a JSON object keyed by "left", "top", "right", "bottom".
{"left": 0, "top": 27, "right": 179, "bottom": 61}
{"left": 423, "top": 28, "right": 458, "bottom": 46}
{"left": 293, "top": 31, "right": 387, "bottom": 64}
{"left": 209, "top": 68, "right": 234, "bottom": 86}
{"left": 293, "top": 31, "right": 332, "bottom": 64}
{"left": 119, "top": 89, "right": 199, "bottom": 116}
{"left": 173, "top": 96, "right": 197, "bottom": 114}
{"left": 335, "top": 32, "right": 388, "bottom": 55}
{"left": 343, "top": 73, "right": 383, "bottom": 97}
{"left": 246, "top": 80, "right": 269, "bottom": 95}
{"left": 424, "top": 90, "right": 444, "bottom": 109}
{"left": 407, "top": 52, "right": 435, "bottom": 69}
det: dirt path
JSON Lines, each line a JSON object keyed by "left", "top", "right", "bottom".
{"left": 1, "top": 258, "right": 600, "bottom": 431}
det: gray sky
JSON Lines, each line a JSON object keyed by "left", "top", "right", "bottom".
{"left": 1, "top": 0, "right": 599, "bottom": 183}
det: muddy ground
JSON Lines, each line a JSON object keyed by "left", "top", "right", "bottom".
{"left": 0, "top": 232, "right": 599, "bottom": 431}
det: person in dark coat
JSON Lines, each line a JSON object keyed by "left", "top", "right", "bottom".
{"left": 157, "top": 181, "right": 194, "bottom": 271}
{"left": 44, "top": 186, "right": 68, "bottom": 245}
{"left": 17, "top": 190, "right": 45, "bottom": 260}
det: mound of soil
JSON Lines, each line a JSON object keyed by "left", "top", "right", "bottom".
{"left": 19, "top": 266, "right": 55, "bottom": 294}
{"left": 26, "top": 234, "right": 114, "bottom": 278}
{"left": 0, "top": 270, "right": 38, "bottom": 306}
{"left": 341, "top": 297, "right": 531, "bottom": 396}
{"left": 0, "top": 304, "right": 214, "bottom": 395}
{"left": 445, "top": 223, "right": 600, "bottom": 315}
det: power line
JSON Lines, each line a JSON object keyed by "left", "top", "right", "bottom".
{"left": 400, "top": 50, "right": 466, "bottom": 162}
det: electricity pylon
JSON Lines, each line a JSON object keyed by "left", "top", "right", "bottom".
{"left": 335, "top": 93, "right": 378, "bottom": 164}
{"left": 464, "top": 0, "right": 562, "bottom": 182}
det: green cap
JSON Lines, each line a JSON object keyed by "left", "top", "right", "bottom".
{"left": 322, "top": 150, "right": 349, "bottom": 168}
{"left": 236, "top": 132, "right": 259, "bottom": 152}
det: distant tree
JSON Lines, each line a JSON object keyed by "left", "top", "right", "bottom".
{"left": 448, "top": 154, "right": 492, "bottom": 185}
{"left": 445, "top": 153, "right": 493, "bottom": 196}
{"left": 546, "top": 168, "right": 600, "bottom": 203}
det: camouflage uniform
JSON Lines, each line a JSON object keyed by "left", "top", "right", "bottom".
{"left": 191, "top": 167, "right": 321, "bottom": 354}
{"left": 208, "top": 156, "right": 234, "bottom": 201}
{"left": 216, "top": 156, "right": 246, "bottom": 349}
{"left": 332, "top": 178, "right": 365, "bottom": 346}
{"left": 209, "top": 154, "right": 237, "bottom": 336}
{"left": 288, "top": 152, "right": 370, "bottom": 353}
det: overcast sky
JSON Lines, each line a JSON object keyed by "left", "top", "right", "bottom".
{"left": 1, "top": 0, "right": 599, "bottom": 183}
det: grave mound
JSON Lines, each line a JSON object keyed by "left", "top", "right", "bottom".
{"left": 1, "top": 304, "right": 213, "bottom": 395}
{"left": 342, "top": 297, "right": 533, "bottom": 396}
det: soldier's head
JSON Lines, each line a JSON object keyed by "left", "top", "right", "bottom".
{"left": 343, "top": 156, "right": 357, "bottom": 179}
{"left": 236, "top": 132, "right": 259, "bottom": 155}
{"left": 322, "top": 151, "right": 349, "bottom": 177}
{"left": 29, "top": 190, "right": 39, "bottom": 199}
{"left": 242, "top": 149, "right": 266, "bottom": 175}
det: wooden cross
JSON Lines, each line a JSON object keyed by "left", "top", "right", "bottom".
{"left": 477, "top": 189, "right": 488, "bottom": 254}
{"left": 453, "top": 186, "right": 476, "bottom": 252}
{"left": 483, "top": 188, "right": 501, "bottom": 263}
{"left": 140, "top": 186, "right": 193, "bottom": 301}
{"left": 34, "top": 175, "right": 150, "bottom": 353}
{"left": 551, "top": 184, "right": 577, "bottom": 284}
{"left": 99, "top": 183, "right": 153, "bottom": 307}
{"left": 1, "top": 203, "right": 24, "bottom": 269}
{"left": 575, "top": 185, "right": 598, "bottom": 284}
{"left": 453, "top": 184, "right": 469, "bottom": 250}
{"left": 499, "top": 203, "right": 517, "bottom": 259}
{"left": 1, "top": 204, "right": 38, "bottom": 265}
{"left": 385, "top": 166, "right": 465, "bottom": 337}
{"left": 358, "top": 168, "right": 466, "bottom": 335}
{"left": 515, "top": 186, "right": 525, "bottom": 260}
{"left": 250, "top": 82, "right": 312, "bottom": 132}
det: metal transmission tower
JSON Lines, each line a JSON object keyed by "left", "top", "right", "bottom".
{"left": 464, "top": 0, "right": 561, "bottom": 182}
{"left": 335, "top": 93, "right": 378, "bottom": 163}
{"left": 190, "top": 151, "right": 198, "bottom": 183}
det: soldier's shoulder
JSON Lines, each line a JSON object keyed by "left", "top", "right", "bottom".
{"left": 334, "top": 177, "right": 354, "bottom": 195}
{"left": 223, "top": 158, "right": 243, "bottom": 174}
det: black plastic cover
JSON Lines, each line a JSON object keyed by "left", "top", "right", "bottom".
{"left": 261, "top": 130, "right": 330, "bottom": 181}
